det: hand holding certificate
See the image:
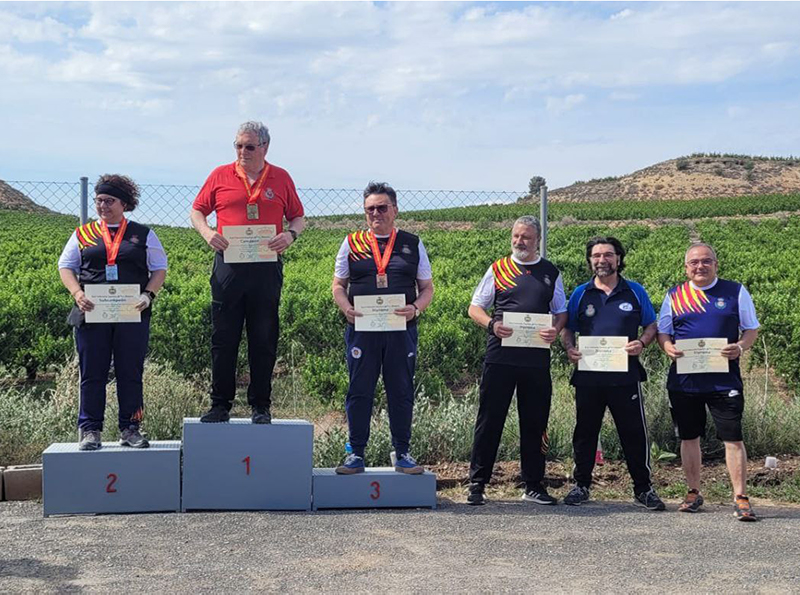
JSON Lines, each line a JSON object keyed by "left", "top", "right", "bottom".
{"left": 674, "top": 338, "right": 729, "bottom": 374}
{"left": 353, "top": 294, "right": 407, "bottom": 332}
{"left": 501, "top": 312, "right": 553, "bottom": 349}
{"left": 577, "top": 336, "right": 628, "bottom": 372}
{"left": 223, "top": 225, "right": 277, "bottom": 263}
{"left": 84, "top": 284, "right": 141, "bottom": 324}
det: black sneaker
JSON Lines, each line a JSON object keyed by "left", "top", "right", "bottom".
{"left": 634, "top": 488, "right": 666, "bottom": 511}
{"left": 521, "top": 484, "right": 558, "bottom": 505}
{"left": 78, "top": 429, "right": 102, "bottom": 451}
{"left": 466, "top": 483, "right": 486, "bottom": 506}
{"left": 200, "top": 405, "right": 230, "bottom": 423}
{"left": 563, "top": 485, "right": 591, "bottom": 506}
{"left": 119, "top": 426, "right": 149, "bottom": 448}
{"left": 251, "top": 407, "right": 272, "bottom": 424}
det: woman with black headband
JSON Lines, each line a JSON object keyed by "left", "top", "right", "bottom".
{"left": 58, "top": 174, "right": 167, "bottom": 451}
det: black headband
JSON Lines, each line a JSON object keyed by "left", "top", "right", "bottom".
{"left": 96, "top": 183, "right": 131, "bottom": 203}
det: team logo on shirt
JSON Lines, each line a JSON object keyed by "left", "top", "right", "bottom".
{"left": 544, "top": 274, "right": 552, "bottom": 286}
{"left": 351, "top": 347, "right": 362, "bottom": 359}
{"left": 130, "top": 234, "right": 140, "bottom": 244}
{"left": 402, "top": 244, "right": 411, "bottom": 254}
{"left": 585, "top": 304, "right": 596, "bottom": 317}
{"left": 715, "top": 297, "right": 727, "bottom": 310}
{"left": 619, "top": 302, "right": 633, "bottom": 312}
{"left": 264, "top": 188, "right": 275, "bottom": 200}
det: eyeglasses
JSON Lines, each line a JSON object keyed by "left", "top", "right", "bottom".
{"left": 365, "top": 205, "right": 390, "bottom": 214}
{"left": 233, "top": 142, "right": 266, "bottom": 152}
{"left": 686, "top": 258, "right": 716, "bottom": 268}
{"left": 94, "top": 197, "right": 119, "bottom": 206}
{"left": 590, "top": 252, "right": 617, "bottom": 260}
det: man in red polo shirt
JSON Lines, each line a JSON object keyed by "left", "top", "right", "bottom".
{"left": 190, "top": 121, "right": 305, "bottom": 424}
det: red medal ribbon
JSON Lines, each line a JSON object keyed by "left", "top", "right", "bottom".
{"left": 368, "top": 228, "right": 397, "bottom": 276}
{"left": 234, "top": 161, "right": 271, "bottom": 205}
{"left": 99, "top": 218, "right": 128, "bottom": 266}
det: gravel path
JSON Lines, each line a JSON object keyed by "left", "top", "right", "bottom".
{"left": 2, "top": 499, "right": 799, "bottom": 592}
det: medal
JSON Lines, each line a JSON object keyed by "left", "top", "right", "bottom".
{"left": 99, "top": 218, "right": 127, "bottom": 283}
{"left": 368, "top": 229, "right": 396, "bottom": 290}
{"left": 235, "top": 161, "right": 271, "bottom": 222}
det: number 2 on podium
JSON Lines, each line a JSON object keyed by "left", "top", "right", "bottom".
{"left": 242, "top": 456, "right": 251, "bottom": 475}
{"left": 106, "top": 473, "right": 118, "bottom": 493}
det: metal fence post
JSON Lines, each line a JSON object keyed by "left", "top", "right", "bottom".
{"left": 80, "top": 177, "right": 89, "bottom": 224}
{"left": 539, "top": 185, "right": 548, "bottom": 258}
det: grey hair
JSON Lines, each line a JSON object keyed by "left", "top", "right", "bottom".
{"left": 237, "top": 121, "right": 270, "bottom": 146}
{"left": 684, "top": 242, "right": 718, "bottom": 262}
{"left": 513, "top": 216, "right": 541, "bottom": 237}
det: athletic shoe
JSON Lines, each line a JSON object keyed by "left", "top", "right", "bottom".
{"left": 119, "top": 426, "right": 149, "bottom": 448}
{"left": 200, "top": 405, "right": 230, "bottom": 423}
{"left": 251, "top": 407, "right": 272, "bottom": 425}
{"left": 335, "top": 454, "right": 365, "bottom": 475}
{"left": 563, "top": 485, "right": 591, "bottom": 506}
{"left": 733, "top": 495, "right": 758, "bottom": 522}
{"left": 678, "top": 489, "right": 704, "bottom": 513}
{"left": 521, "top": 484, "right": 558, "bottom": 505}
{"left": 634, "top": 488, "right": 666, "bottom": 511}
{"left": 466, "top": 483, "right": 486, "bottom": 506}
{"left": 78, "top": 429, "right": 102, "bottom": 451}
{"left": 394, "top": 453, "right": 424, "bottom": 474}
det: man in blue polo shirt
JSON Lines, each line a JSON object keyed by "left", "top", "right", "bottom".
{"left": 657, "top": 243, "right": 760, "bottom": 521}
{"left": 560, "top": 236, "right": 665, "bottom": 510}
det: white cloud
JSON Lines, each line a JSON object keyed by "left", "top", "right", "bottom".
{"left": 546, "top": 94, "right": 586, "bottom": 115}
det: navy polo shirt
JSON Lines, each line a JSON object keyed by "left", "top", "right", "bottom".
{"left": 566, "top": 277, "right": 656, "bottom": 387}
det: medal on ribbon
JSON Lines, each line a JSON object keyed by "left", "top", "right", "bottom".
{"left": 368, "top": 229, "right": 396, "bottom": 289}
{"left": 234, "top": 162, "right": 271, "bottom": 220}
{"left": 99, "top": 218, "right": 128, "bottom": 282}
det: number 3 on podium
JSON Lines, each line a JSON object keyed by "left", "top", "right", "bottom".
{"left": 370, "top": 481, "right": 380, "bottom": 500}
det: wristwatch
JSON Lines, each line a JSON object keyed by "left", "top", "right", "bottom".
{"left": 413, "top": 303, "right": 421, "bottom": 319}
{"left": 487, "top": 319, "right": 496, "bottom": 335}
{"left": 144, "top": 290, "right": 157, "bottom": 301}
{"left": 288, "top": 229, "right": 298, "bottom": 241}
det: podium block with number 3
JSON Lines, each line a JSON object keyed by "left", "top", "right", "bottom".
{"left": 181, "top": 418, "right": 313, "bottom": 511}
{"left": 42, "top": 441, "right": 181, "bottom": 516}
{"left": 312, "top": 467, "right": 436, "bottom": 510}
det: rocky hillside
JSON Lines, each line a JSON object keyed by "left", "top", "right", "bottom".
{"left": 0, "top": 180, "right": 53, "bottom": 212}
{"left": 546, "top": 155, "right": 800, "bottom": 202}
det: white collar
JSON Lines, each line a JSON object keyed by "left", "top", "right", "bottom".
{"left": 690, "top": 278, "right": 718, "bottom": 291}
{"left": 511, "top": 254, "right": 541, "bottom": 266}
{"left": 372, "top": 227, "right": 397, "bottom": 239}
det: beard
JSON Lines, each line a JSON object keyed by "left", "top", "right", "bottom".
{"left": 593, "top": 264, "right": 617, "bottom": 277}
{"left": 512, "top": 246, "right": 534, "bottom": 261}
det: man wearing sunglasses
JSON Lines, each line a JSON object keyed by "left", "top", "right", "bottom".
{"left": 657, "top": 243, "right": 760, "bottom": 521}
{"left": 190, "top": 121, "right": 305, "bottom": 424}
{"left": 331, "top": 182, "right": 434, "bottom": 474}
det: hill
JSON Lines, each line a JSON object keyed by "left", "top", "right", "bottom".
{"left": 0, "top": 180, "right": 53, "bottom": 212}
{"left": 543, "top": 154, "right": 800, "bottom": 202}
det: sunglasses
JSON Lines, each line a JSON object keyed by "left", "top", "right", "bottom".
{"left": 233, "top": 142, "right": 265, "bottom": 152}
{"left": 94, "top": 197, "right": 119, "bottom": 206}
{"left": 365, "top": 205, "right": 391, "bottom": 214}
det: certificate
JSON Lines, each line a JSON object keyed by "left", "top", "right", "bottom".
{"left": 353, "top": 294, "right": 407, "bottom": 332}
{"left": 223, "top": 225, "right": 277, "bottom": 263}
{"left": 578, "top": 336, "right": 628, "bottom": 372}
{"left": 501, "top": 312, "right": 552, "bottom": 349}
{"left": 675, "top": 338, "right": 729, "bottom": 374}
{"left": 84, "top": 284, "right": 141, "bottom": 324}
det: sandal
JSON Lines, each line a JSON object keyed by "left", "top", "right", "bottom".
{"left": 733, "top": 495, "right": 758, "bottom": 522}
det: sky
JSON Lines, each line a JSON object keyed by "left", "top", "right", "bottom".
{"left": 2, "top": 1, "right": 800, "bottom": 194}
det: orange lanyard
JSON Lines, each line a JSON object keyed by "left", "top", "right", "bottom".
{"left": 234, "top": 162, "right": 271, "bottom": 205}
{"left": 99, "top": 218, "right": 128, "bottom": 265}
{"left": 368, "top": 229, "right": 397, "bottom": 275}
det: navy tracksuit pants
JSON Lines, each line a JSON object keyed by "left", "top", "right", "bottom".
{"left": 75, "top": 318, "right": 150, "bottom": 432}
{"left": 344, "top": 324, "right": 418, "bottom": 458}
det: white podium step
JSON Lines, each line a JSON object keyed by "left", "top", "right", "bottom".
{"left": 312, "top": 467, "right": 437, "bottom": 510}
{"left": 181, "top": 418, "right": 313, "bottom": 511}
{"left": 42, "top": 441, "right": 181, "bottom": 516}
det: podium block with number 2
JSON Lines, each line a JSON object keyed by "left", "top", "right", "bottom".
{"left": 42, "top": 441, "right": 181, "bottom": 516}
{"left": 181, "top": 418, "right": 313, "bottom": 511}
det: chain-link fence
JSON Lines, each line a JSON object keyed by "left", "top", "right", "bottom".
{"left": 3, "top": 179, "right": 526, "bottom": 228}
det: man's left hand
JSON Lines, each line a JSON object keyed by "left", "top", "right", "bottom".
{"left": 394, "top": 305, "right": 417, "bottom": 322}
{"left": 538, "top": 327, "right": 558, "bottom": 344}
{"left": 624, "top": 339, "right": 644, "bottom": 356}
{"left": 267, "top": 231, "right": 295, "bottom": 254}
